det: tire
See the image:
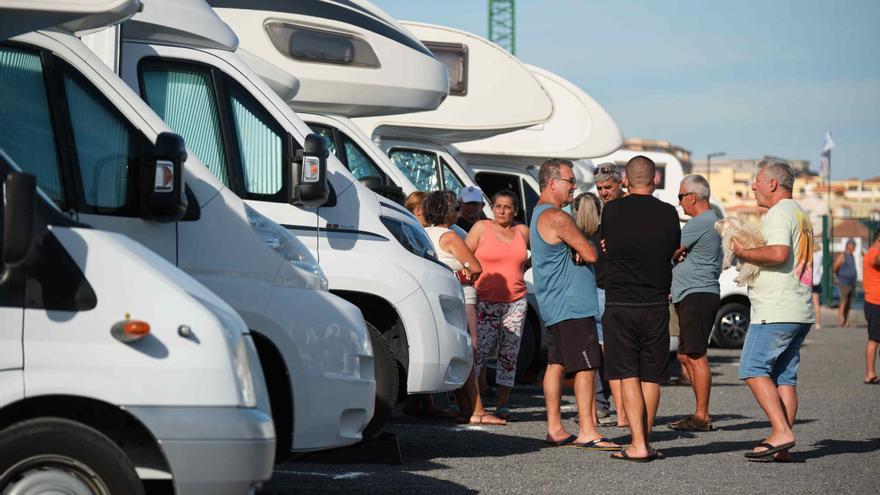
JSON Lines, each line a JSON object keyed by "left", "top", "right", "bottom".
{"left": 362, "top": 322, "right": 399, "bottom": 438}
{"left": 712, "top": 302, "right": 750, "bottom": 349}
{"left": 0, "top": 417, "right": 143, "bottom": 495}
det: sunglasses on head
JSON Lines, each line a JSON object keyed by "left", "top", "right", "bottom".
{"left": 595, "top": 166, "right": 616, "bottom": 175}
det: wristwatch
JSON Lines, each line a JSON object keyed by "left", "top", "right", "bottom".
{"left": 463, "top": 262, "right": 471, "bottom": 269}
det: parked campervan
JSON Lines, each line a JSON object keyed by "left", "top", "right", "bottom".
{"left": 209, "top": 0, "right": 448, "bottom": 205}
{"left": 108, "top": 0, "right": 473, "bottom": 433}
{"left": 0, "top": 0, "right": 375, "bottom": 460}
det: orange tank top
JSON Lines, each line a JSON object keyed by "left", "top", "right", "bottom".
{"left": 864, "top": 246, "right": 880, "bottom": 305}
{"left": 474, "top": 224, "right": 528, "bottom": 303}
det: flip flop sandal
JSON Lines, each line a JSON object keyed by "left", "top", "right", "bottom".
{"left": 573, "top": 437, "right": 622, "bottom": 451}
{"left": 864, "top": 377, "right": 880, "bottom": 385}
{"left": 469, "top": 414, "right": 506, "bottom": 426}
{"left": 744, "top": 441, "right": 796, "bottom": 459}
{"left": 495, "top": 406, "right": 516, "bottom": 421}
{"left": 668, "top": 417, "right": 714, "bottom": 432}
{"left": 610, "top": 450, "right": 655, "bottom": 462}
{"left": 544, "top": 434, "right": 577, "bottom": 447}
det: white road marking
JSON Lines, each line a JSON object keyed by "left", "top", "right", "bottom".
{"left": 273, "top": 470, "right": 368, "bottom": 480}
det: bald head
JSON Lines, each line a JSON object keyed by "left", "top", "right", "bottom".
{"left": 625, "top": 155, "right": 656, "bottom": 188}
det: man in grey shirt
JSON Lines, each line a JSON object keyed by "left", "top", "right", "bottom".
{"left": 668, "top": 175, "right": 722, "bottom": 432}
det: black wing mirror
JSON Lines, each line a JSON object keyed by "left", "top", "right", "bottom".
{"left": 1, "top": 171, "right": 37, "bottom": 287}
{"left": 290, "top": 133, "right": 329, "bottom": 207}
{"left": 139, "top": 132, "right": 188, "bottom": 222}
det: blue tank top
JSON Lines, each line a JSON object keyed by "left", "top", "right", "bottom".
{"left": 529, "top": 204, "right": 599, "bottom": 326}
{"left": 839, "top": 252, "right": 857, "bottom": 286}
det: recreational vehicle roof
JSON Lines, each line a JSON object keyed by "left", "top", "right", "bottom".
{"left": 453, "top": 65, "right": 623, "bottom": 163}
{"left": 0, "top": 0, "right": 140, "bottom": 39}
{"left": 210, "top": 0, "right": 448, "bottom": 117}
{"left": 354, "top": 21, "right": 554, "bottom": 145}
{"left": 123, "top": 0, "right": 237, "bottom": 51}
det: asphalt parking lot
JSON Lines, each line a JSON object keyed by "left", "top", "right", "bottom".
{"left": 263, "top": 312, "right": 879, "bottom": 494}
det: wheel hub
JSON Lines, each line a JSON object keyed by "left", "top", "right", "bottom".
{"left": 2, "top": 456, "right": 109, "bottom": 495}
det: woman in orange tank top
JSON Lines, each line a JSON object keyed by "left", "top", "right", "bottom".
{"left": 466, "top": 190, "right": 530, "bottom": 420}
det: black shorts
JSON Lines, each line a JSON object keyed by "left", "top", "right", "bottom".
{"left": 675, "top": 292, "right": 720, "bottom": 356}
{"left": 546, "top": 317, "right": 602, "bottom": 377}
{"left": 812, "top": 284, "right": 822, "bottom": 294}
{"left": 866, "top": 301, "right": 880, "bottom": 342}
{"left": 603, "top": 305, "right": 670, "bottom": 383}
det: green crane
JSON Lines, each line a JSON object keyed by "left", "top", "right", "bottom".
{"left": 488, "top": 0, "right": 515, "bottom": 54}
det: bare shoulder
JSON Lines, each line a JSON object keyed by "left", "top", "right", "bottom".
{"left": 516, "top": 223, "right": 530, "bottom": 240}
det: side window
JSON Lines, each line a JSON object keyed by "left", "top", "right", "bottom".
{"left": 341, "top": 135, "right": 384, "bottom": 181}
{"left": 62, "top": 67, "right": 134, "bottom": 209}
{"left": 0, "top": 46, "right": 64, "bottom": 202}
{"left": 390, "top": 149, "right": 439, "bottom": 192}
{"left": 439, "top": 158, "right": 464, "bottom": 198}
{"left": 309, "top": 124, "right": 338, "bottom": 156}
{"left": 140, "top": 62, "right": 230, "bottom": 187}
{"left": 225, "top": 80, "right": 284, "bottom": 196}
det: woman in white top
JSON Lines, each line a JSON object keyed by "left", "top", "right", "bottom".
{"left": 423, "top": 191, "right": 505, "bottom": 425}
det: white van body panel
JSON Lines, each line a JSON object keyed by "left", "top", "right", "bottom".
{"left": 213, "top": 2, "right": 448, "bottom": 117}
{"left": 355, "top": 21, "right": 553, "bottom": 144}
{"left": 0, "top": 0, "right": 139, "bottom": 40}
{"left": 454, "top": 65, "right": 623, "bottom": 160}
{"left": 9, "top": 26, "right": 374, "bottom": 451}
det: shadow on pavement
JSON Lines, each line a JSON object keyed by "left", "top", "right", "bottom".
{"left": 398, "top": 427, "right": 545, "bottom": 470}
{"left": 656, "top": 439, "right": 760, "bottom": 457}
{"left": 715, "top": 418, "right": 817, "bottom": 432}
{"left": 261, "top": 469, "right": 477, "bottom": 494}
{"left": 794, "top": 437, "right": 880, "bottom": 461}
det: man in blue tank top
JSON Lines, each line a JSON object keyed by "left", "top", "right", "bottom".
{"left": 530, "top": 159, "right": 619, "bottom": 451}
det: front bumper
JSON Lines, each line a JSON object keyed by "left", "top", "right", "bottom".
{"left": 396, "top": 265, "right": 472, "bottom": 393}
{"left": 127, "top": 406, "right": 274, "bottom": 495}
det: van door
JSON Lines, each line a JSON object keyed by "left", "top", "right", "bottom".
{"left": 0, "top": 264, "right": 23, "bottom": 371}
{"left": 0, "top": 44, "right": 177, "bottom": 261}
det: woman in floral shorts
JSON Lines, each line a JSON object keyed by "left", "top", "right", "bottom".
{"left": 466, "top": 190, "right": 530, "bottom": 420}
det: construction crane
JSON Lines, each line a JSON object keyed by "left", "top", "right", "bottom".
{"left": 488, "top": 0, "right": 515, "bottom": 54}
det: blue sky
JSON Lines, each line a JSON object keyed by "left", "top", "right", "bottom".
{"left": 374, "top": 0, "right": 880, "bottom": 179}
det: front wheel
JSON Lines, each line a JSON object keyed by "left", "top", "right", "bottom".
{"left": 362, "top": 323, "right": 399, "bottom": 438}
{"left": 0, "top": 417, "right": 144, "bottom": 495}
{"left": 712, "top": 302, "right": 750, "bottom": 349}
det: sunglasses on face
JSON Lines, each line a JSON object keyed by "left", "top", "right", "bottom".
{"left": 552, "top": 177, "right": 577, "bottom": 185}
{"left": 678, "top": 192, "right": 696, "bottom": 201}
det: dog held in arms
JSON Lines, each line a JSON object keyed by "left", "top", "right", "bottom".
{"left": 715, "top": 217, "right": 765, "bottom": 287}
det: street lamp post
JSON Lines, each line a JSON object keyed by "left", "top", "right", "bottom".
{"left": 707, "top": 151, "right": 726, "bottom": 187}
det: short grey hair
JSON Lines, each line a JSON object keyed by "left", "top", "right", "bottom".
{"left": 681, "top": 174, "right": 710, "bottom": 200}
{"left": 539, "top": 158, "right": 574, "bottom": 191}
{"left": 758, "top": 158, "right": 795, "bottom": 192}
{"left": 593, "top": 162, "right": 622, "bottom": 184}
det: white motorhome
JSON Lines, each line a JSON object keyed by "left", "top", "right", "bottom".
{"left": 0, "top": 0, "right": 375, "bottom": 459}
{"left": 208, "top": 0, "right": 448, "bottom": 205}
{"left": 110, "top": 0, "right": 473, "bottom": 430}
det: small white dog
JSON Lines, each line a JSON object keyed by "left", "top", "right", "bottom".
{"left": 714, "top": 217, "right": 766, "bottom": 287}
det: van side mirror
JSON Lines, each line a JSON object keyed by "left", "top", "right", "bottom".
{"left": 1, "top": 172, "right": 37, "bottom": 282}
{"left": 358, "top": 176, "right": 406, "bottom": 205}
{"left": 290, "top": 134, "right": 329, "bottom": 207}
{"left": 139, "top": 132, "right": 188, "bottom": 223}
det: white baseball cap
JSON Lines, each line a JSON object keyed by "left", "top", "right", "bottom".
{"left": 460, "top": 185, "right": 483, "bottom": 203}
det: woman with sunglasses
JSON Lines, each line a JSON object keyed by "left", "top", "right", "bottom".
{"left": 466, "top": 190, "right": 531, "bottom": 421}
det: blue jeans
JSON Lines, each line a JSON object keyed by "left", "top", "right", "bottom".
{"left": 596, "top": 288, "right": 606, "bottom": 344}
{"left": 738, "top": 322, "right": 812, "bottom": 386}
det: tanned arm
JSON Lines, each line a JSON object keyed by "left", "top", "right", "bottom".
{"left": 548, "top": 209, "right": 597, "bottom": 263}
{"left": 440, "top": 231, "right": 483, "bottom": 280}
{"left": 732, "top": 238, "right": 790, "bottom": 267}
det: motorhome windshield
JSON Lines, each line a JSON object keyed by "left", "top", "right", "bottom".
{"left": 389, "top": 149, "right": 464, "bottom": 196}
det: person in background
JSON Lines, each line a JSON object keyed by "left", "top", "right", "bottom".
{"left": 405, "top": 191, "right": 429, "bottom": 227}
{"left": 423, "top": 191, "right": 504, "bottom": 425}
{"left": 667, "top": 175, "right": 722, "bottom": 432}
{"left": 457, "top": 185, "right": 485, "bottom": 233}
{"left": 862, "top": 229, "right": 880, "bottom": 384}
{"left": 734, "top": 159, "right": 814, "bottom": 462}
{"left": 833, "top": 239, "right": 858, "bottom": 327}
{"left": 602, "top": 155, "right": 680, "bottom": 462}
{"left": 531, "top": 159, "right": 618, "bottom": 451}
{"left": 812, "top": 244, "right": 824, "bottom": 329}
{"left": 591, "top": 164, "right": 629, "bottom": 427}
{"left": 571, "top": 192, "right": 614, "bottom": 427}
{"left": 466, "top": 190, "right": 530, "bottom": 420}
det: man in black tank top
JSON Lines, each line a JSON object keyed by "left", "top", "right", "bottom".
{"left": 601, "top": 156, "right": 681, "bottom": 462}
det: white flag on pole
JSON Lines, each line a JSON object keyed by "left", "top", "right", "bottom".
{"left": 820, "top": 129, "right": 834, "bottom": 180}
{"left": 822, "top": 130, "right": 835, "bottom": 154}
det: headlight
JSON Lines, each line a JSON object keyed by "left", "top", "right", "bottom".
{"left": 380, "top": 216, "right": 440, "bottom": 263}
{"left": 233, "top": 337, "right": 258, "bottom": 408}
{"left": 245, "top": 204, "right": 329, "bottom": 291}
